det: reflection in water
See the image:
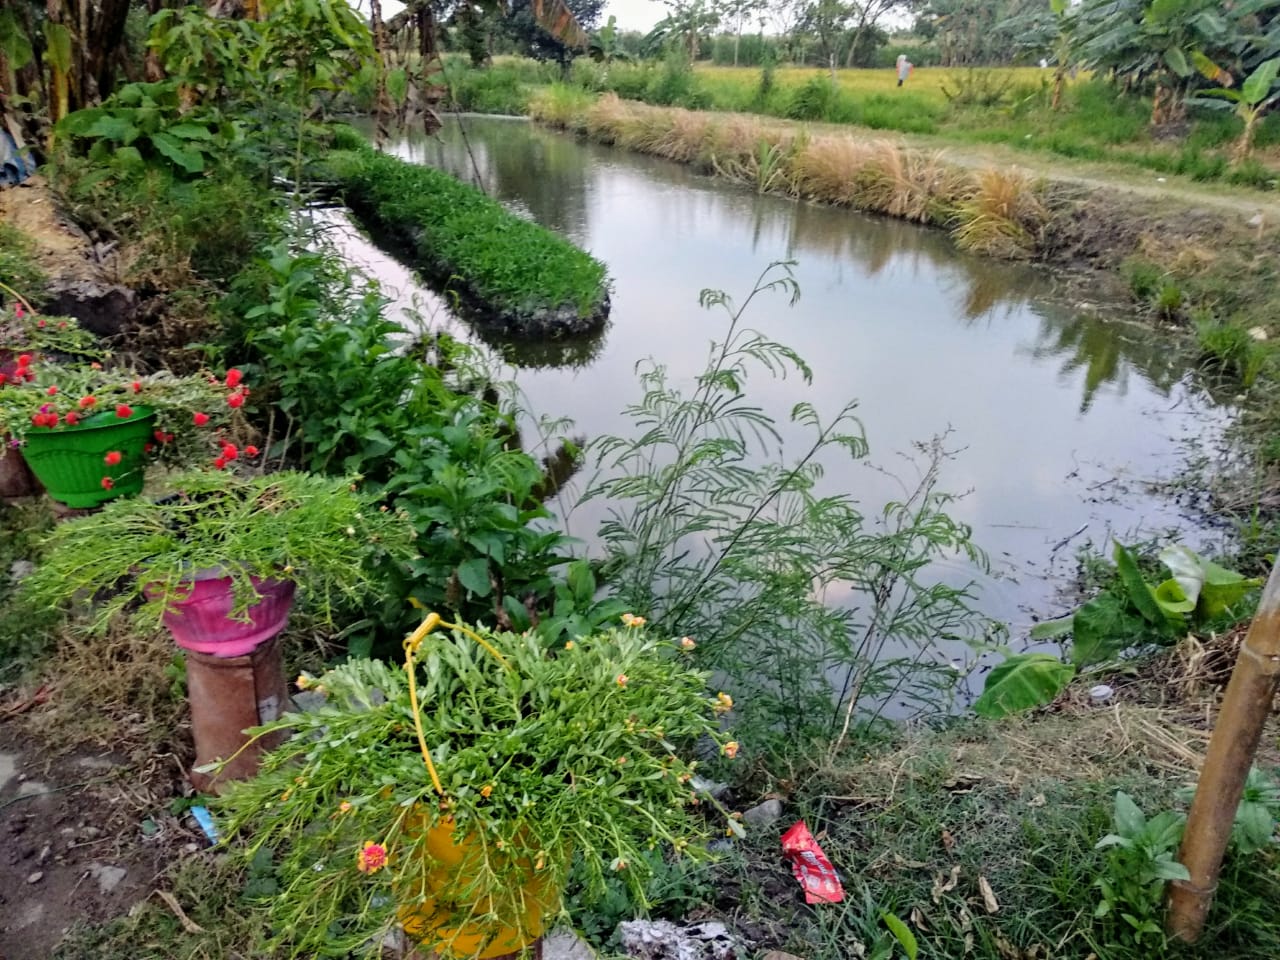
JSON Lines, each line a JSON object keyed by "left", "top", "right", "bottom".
{"left": 350, "top": 116, "right": 1229, "bottom": 639}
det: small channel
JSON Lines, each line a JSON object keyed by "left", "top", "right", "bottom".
{"left": 334, "top": 115, "right": 1234, "bottom": 655}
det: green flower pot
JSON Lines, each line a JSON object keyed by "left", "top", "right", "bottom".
{"left": 21, "top": 406, "right": 157, "bottom": 508}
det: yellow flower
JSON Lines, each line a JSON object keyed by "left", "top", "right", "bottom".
{"left": 564, "top": 640, "right": 575, "bottom": 650}
{"left": 280, "top": 790, "right": 291, "bottom": 802}
{"left": 480, "top": 784, "right": 493, "bottom": 799}
{"left": 338, "top": 801, "right": 352, "bottom": 814}
{"left": 296, "top": 674, "right": 311, "bottom": 690}
{"left": 714, "top": 691, "right": 733, "bottom": 714}
{"left": 620, "top": 613, "right": 646, "bottom": 628}
{"left": 723, "top": 741, "right": 740, "bottom": 759}
{"left": 679, "top": 636, "right": 696, "bottom": 651}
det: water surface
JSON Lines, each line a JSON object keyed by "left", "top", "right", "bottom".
{"left": 340, "top": 116, "right": 1231, "bottom": 650}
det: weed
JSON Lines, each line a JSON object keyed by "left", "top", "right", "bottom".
{"left": 951, "top": 167, "right": 1047, "bottom": 260}
{"left": 1196, "top": 318, "right": 1268, "bottom": 386}
{"left": 0, "top": 223, "right": 49, "bottom": 304}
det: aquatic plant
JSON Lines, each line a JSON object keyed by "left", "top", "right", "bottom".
{"left": 324, "top": 133, "right": 610, "bottom": 330}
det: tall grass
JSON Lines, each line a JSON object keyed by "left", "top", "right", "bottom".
{"left": 530, "top": 89, "right": 1046, "bottom": 259}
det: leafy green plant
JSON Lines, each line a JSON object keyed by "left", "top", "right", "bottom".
{"left": 579, "top": 263, "right": 989, "bottom": 753}
{"left": 977, "top": 542, "right": 1260, "bottom": 717}
{"left": 1094, "top": 791, "right": 1189, "bottom": 947}
{"left": 22, "top": 470, "right": 415, "bottom": 632}
{"left": 324, "top": 135, "right": 610, "bottom": 326}
{"left": 1179, "top": 767, "right": 1280, "bottom": 857}
{"left": 1189, "top": 56, "right": 1280, "bottom": 162}
{"left": 214, "top": 618, "right": 736, "bottom": 958}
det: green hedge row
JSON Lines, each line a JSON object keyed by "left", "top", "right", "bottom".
{"left": 324, "top": 129, "right": 609, "bottom": 336}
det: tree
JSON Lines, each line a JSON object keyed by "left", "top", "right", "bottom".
{"left": 799, "top": 0, "right": 855, "bottom": 77}
{"left": 504, "top": 0, "right": 604, "bottom": 70}
{"left": 1188, "top": 55, "right": 1280, "bottom": 161}
{"left": 845, "top": 0, "right": 915, "bottom": 68}
{"left": 647, "top": 0, "right": 720, "bottom": 60}
{"left": 718, "top": 0, "right": 764, "bottom": 66}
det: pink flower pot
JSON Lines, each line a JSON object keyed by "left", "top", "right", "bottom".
{"left": 154, "top": 570, "right": 296, "bottom": 658}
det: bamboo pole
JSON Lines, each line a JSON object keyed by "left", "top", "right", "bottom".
{"left": 1166, "top": 557, "right": 1280, "bottom": 942}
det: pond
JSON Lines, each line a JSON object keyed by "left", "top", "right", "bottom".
{"left": 334, "top": 115, "right": 1232, "bottom": 663}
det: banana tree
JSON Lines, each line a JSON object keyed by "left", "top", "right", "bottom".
{"left": 1188, "top": 54, "right": 1280, "bottom": 162}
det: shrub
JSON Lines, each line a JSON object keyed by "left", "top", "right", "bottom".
{"left": 786, "top": 75, "right": 840, "bottom": 121}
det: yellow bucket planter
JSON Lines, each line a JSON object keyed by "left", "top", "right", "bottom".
{"left": 397, "top": 816, "right": 563, "bottom": 959}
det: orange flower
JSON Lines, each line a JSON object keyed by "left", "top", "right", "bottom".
{"left": 616, "top": 674, "right": 629, "bottom": 687}
{"left": 480, "top": 784, "right": 493, "bottom": 799}
{"left": 296, "top": 674, "right": 311, "bottom": 690}
{"left": 356, "top": 841, "right": 387, "bottom": 874}
{"left": 620, "top": 613, "right": 646, "bottom": 628}
{"left": 337, "top": 801, "right": 352, "bottom": 814}
{"left": 679, "top": 636, "right": 696, "bottom": 651}
{"left": 714, "top": 692, "right": 733, "bottom": 714}
{"left": 723, "top": 741, "right": 740, "bottom": 759}
{"left": 564, "top": 640, "right": 575, "bottom": 650}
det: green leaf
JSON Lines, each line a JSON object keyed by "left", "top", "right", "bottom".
{"left": 1151, "top": 859, "right": 1191, "bottom": 882}
{"left": 1243, "top": 59, "right": 1280, "bottom": 107}
{"left": 567, "top": 560, "right": 595, "bottom": 605}
{"left": 0, "top": 10, "right": 34, "bottom": 69}
{"left": 150, "top": 131, "right": 205, "bottom": 173}
{"left": 1029, "top": 614, "right": 1073, "bottom": 640}
{"left": 1191, "top": 49, "right": 1225, "bottom": 83}
{"left": 44, "top": 22, "right": 72, "bottom": 73}
{"left": 85, "top": 114, "right": 140, "bottom": 145}
{"left": 881, "top": 912, "right": 918, "bottom": 960}
{"left": 1153, "top": 578, "right": 1195, "bottom": 616}
{"left": 1113, "top": 792, "right": 1146, "bottom": 838}
{"left": 456, "top": 557, "right": 491, "bottom": 597}
{"left": 1070, "top": 591, "right": 1148, "bottom": 666}
{"left": 1113, "top": 542, "right": 1165, "bottom": 625}
{"left": 1232, "top": 802, "right": 1275, "bottom": 855}
{"left": 1164, "top": 46, "right": 1191, "bottom": 78}
{"left": 111, "top": 146, "right": 145, "bottom": 170}
{"left": 1049, "top": 0, "right": 1067, "bottom": 15}
{"left": 973, "top": 654, "right": 1075, "bottom": 718}
{"left": 165, "top": 122, "right": 216, "bottom": 140}
{"left": 1160, "top": 545, "right": 1206, "bottom": 608}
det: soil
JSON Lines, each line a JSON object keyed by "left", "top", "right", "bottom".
{"left": 0, "top": 725, "right": 199, "bottom": 960}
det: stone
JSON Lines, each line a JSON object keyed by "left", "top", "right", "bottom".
{"left": 742, "top": 799, "right": 783, "bottom": 829}
{"left": 17, "top": 779, "right": 49, "bottom": 797}
{"left": 89, "top": 862, "right": 128, "bottom": 894}
{"left": 544, "top": 928, "right": 596, "bottom": 960}
{"left": 0, "top": 751, "right": 17, "bottom": 790}
{"left": 26, "top": 870, "right": 43, "bottom": 884}
{"left": 616, "top": 919, "right": 743, "bottom": 960}
{"left": 689, "top": 776, "right": 729, "bottom": 800}
{"left": 8, "top": 559, "right": 34, "bottom": 581}
{"left": 761, "top": 954, "right": 806, "bottom": 960}
{"left": 13, "top": 901, "right": 44, "bottom": 930}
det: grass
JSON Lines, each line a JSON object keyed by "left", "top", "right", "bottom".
{"left": 324, "top": 129, "right": 609, "bottom": 329}
{"left": 531, "top": 89, "right": 1045, "bottom": 260}
{"left": 0, "top": 222, "right": 48, "bottom": 303}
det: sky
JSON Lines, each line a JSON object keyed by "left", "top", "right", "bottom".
{"left": 364, "top": 0, "right": 670, "bottom": 36}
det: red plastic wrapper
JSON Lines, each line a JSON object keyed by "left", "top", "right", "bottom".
{"left": 781, "top": 820, "right": 845, "bottom": 904}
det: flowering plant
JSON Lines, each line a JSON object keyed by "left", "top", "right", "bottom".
{"left": 0, "top": 348, "right": 251, "bottom": 479}
{"left": 0, "top": 304, "right": 101, "bottom": 361}
{"left": 22, "top": 469, "right": 417, "bottom": 632}
{"left": 213, "top": 616, "right": 738, "bottom": 958}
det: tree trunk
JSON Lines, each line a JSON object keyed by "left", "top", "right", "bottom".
{"left": 733, "top": 24, "right": 741, "bottom": 67}
{"left": 1051, "top": 69, "right": 1065, "bottom": 111}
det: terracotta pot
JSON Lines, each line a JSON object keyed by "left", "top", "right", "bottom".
{"left": 186, "top": 632, "right": 292, "bottom": 793}
{"left": 398, "top": 815, "right": 562, "bottom": 959}
{"left": 153, "top": 570, "right": 296, "bottom": 658}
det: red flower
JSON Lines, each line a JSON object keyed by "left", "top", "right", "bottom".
{"left": 115, "top": 404, "right": 133, "bottom": 419}
{"left": 164, "top": 432, "right": 175, "bottom": 443}
{"left": 131, "top": 381, "right": 142, "bottom": 394}
{"left": 213, "top": 457, "right": 227, "bottom": 470}
{"left": 90, "top": 362, "right": 102, "bottom": 370}
{"left": 17, "top": 354, "right": 31, "bottom": 366}
{"left": 79, "top": 396, "right": 97, "bottom": 409}
{"left": 100, "top": 477, "right": 114, "bottom": 490}
{"left": 154, "top": 429, "right": 166, "bottom": 442}
{"left": 193, "top": 412, "right": 209, "bottom": 426}
{"left": 0, "top": 374, "right": 7, "bottom": 385}
{"left": 245, "top": 445, "right": 259, "bottom": 457}
{"left": 144, "top": 443, "right": 154, "bottom": 453}
{"left": 64, "top": 412, "right": 79, "bottom": 426}
{"left": 37, "top": 319, "right": 46, "bottom": 328}
{"left": 104, "top": 451, "right": 122, "bottom": 466}
{"left": 221, "top": 443, "right": 238, "bottom": 461}
{"left": 225, "top": 368, "right": 244, "bottom": 389}
{"left": 45, "top": 385, "right": 58, "bottom": 396}
{"left": 227, "top": 392, "right": 245, "bottom": 409}
{"left": 356, "top": 841, "right": 387, "bottom": 874}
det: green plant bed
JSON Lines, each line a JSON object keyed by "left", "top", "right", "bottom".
{"left": 20, "top": 406, "right": 157, "bottom": 508}
{"left": 323, "top": 133, "right": 611, "bottom": 338}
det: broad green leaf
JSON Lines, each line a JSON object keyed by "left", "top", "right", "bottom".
{"left": 1153, "top": 578, "right": 1195, "bottom": 616}
{"left": 1151, "top": 859, "right": 1191, "bottom": 881}
{"left": 1242, "top": 59, "right": 1279, "bottom": 105}
{"left": 1029, "top": 614, "right": 1073, "bottom": 640}
{"left": 85, "top": 114, "right": 140, "bottom": 145}
{"left": 881, "top": 912, "right": 918, "bottom": 960}
{"left": 150, "top": 132, "right": 205, "bottom": 173}
{"left": 1199, "top": 561, "right": 1260, "bottom": 619}
{"left": 1164, "top": 46, "right": 1191, "bottom": 78}
{"left": 973, "top": 654, "right": 1074, "bottom": 718}
{"left": 456, "top": 557, "right": 491, "bottom": 597}
{"left": 111, "top": 146, "right": 144, "bottom": 170}
{"left": 1050, "top": 0, "right": 1067, "bottom": 15}
{"left": 58, "top": 108, "right": 108, "bottom": 136}
{"left": 1191, "top": 50, "right": 1228, "bottom": 83}
{"left": 1071, "top": 591, "right": 1148, "bottom": 666}
{"left": 44, "top": 22, "right": 72, "bottom": 73}
{"left": 0, "top": 10, "right": 34, "bottom": 69}
{"left": 566, "top": 560, "right": 595, "bottom": 605}
{"left": 1113, "top": 792, "right": 1146, "bottom": 838}
{"left": 1114, "top": 542, "right": 1165, "bottom": 625}
{"left": 1232, "top": 801, "right": 1275, "bottom": 855}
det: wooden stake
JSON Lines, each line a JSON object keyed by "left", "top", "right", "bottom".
{"left": 1166, "top": 558, "right": 1280, "bottom": 942}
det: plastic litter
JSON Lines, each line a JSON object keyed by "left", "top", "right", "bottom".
{"left": 781, "top": 820, "right": 844, "bottom": 904}
{"left": 190, "top": 805, "right": 220, "bottom": 844}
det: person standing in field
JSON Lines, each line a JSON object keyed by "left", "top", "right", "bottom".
{"left": 896, "top": 54, "right": 913, "bottom": 87}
